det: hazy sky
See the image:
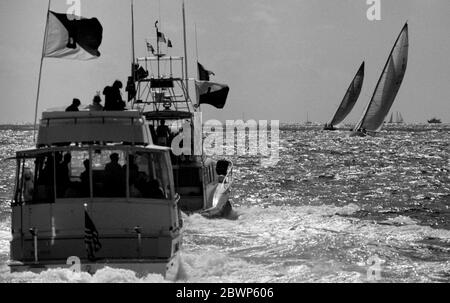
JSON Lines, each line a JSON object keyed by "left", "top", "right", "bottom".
{"left": 1, "top": 0, "right": 449, "bottom": 124}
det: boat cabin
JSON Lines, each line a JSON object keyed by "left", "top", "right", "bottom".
{"left": 9, "top": 111, "right": 181, "bottom": 277}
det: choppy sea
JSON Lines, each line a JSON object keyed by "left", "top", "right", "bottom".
{"left": 0, "top": 124, "right": 449, "bottom": 283}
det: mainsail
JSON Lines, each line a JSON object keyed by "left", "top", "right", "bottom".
{"left": 326, "top": 62, "right": 365, "bottom": 128}
{"left": 354, "top": 23, "right": 409, "bottom": 132}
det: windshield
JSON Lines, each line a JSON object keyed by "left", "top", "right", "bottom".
{"left": 13, "top": 148, "right": 173, "bottom": 204}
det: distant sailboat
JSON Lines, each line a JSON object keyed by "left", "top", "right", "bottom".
{"left": 353, "top": 23, "right": 409, "bottom": 136}
{"left": 386, "top": 111, "right": 404, "bottom": 124}
{"left": 324, "top": 62, "right": 365, "bottom": 130}
{"left": 305, "top": 112, "right": 312, "bottom": 125}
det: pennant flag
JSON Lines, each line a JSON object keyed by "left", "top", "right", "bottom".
{"left": 195, "top": 81, "right": 229, "bottom": 109}
{"left": 167, "top": 39, "right": 173, "bottom": 48}
{"left": 146, "top": 42, "right": 155, "bottom": 54}
{"left": 198, "top": 62, "right": 215, "bottom": 81}
{"left": 157, "top": 31, "right": 167, "bottom": 43}
{"left": 44, "top": 11, "right": 103, "bottom": 60}
{"left": 85, "top": 210, "right": 101, "bottom": 260}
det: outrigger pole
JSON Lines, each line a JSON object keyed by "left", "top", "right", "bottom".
{"left": 182, "top": 0, "right": 189, "bottom": 101}
{"left": 131, "top": 0, "right": 136, "bottom": 105}
{"left": 33, "top": 0, "right": 51, "bottom": 143}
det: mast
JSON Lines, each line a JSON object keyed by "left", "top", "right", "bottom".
{"left": 195, "top": 23, "right": 199, "bottom": 79}
{"left": 33, "top": 0, "right": 51, "bottom": 143}
{"left": 155, "top": 21, "right": 161, "bottom": 79}
{"left": 182, "top": 0, "right": 189, "bottom": 101}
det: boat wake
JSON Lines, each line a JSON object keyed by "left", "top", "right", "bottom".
{"left": 1, "top": 203, "right": 450, "bottom": 282}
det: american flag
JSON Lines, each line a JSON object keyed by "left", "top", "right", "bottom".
{"left": 85, "top": 210, "right": 101, "bottom": 260}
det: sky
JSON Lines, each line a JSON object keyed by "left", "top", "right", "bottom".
{"left": 0, "top": 0, "right": 449, "bottom": 124}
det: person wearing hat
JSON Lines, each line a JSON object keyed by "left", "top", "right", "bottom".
{"left": 104, "top": 80, "right": 126, "bottom": 111}
{"left": 66, "top": 98, "right": 81, "bottom": 112}
{"left": 88, "top": 94, "right": 104, "bottom": 111}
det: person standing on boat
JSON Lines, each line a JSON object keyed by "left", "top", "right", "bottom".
{"left": 66, "top": 98, "right": 81, "bottom": 112}
{"left": 104, "top": 153, "right": 125, "bottom": 196}
{"left": 56, "top": 153, "right": 72, "bottom": 197}
{"left": 104, "top": 80, "right": 126, "bottom": 111}
{"left": 87, "top": 94, "right": 104, "bottom": 111}
{"left": 156, "top": 120, "right": 170, "bottom": 146}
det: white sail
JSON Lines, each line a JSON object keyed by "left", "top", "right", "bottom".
{"left": 327, "top": 62, "right": 365, "bottom": 127}
{"left": 388, "top": 112, "right": 394, "bottom": 123}
{"left": 397, "top": 111, "right": 404, "bottom": 123}
{"left": 355, "top": 23, "right": 409, "bottom": 132}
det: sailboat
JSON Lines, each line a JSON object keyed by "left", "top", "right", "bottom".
{"left": 324, "top": 62, "right": 365, "bottom": 130}
{"left": 352, "top": 23, "right": 409, "bottom": 136}
{"left": 386, "top": 111, "right": 404, "bottom": 124}
{"left": 305, "top": 112, "right": 313, "bottom": 125}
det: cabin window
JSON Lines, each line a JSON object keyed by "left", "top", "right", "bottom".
{"left": 55, "top": 151, "right": 90, "bottom": 199}
{"left": 92, "top": 150, "right": 126, "bottom": 198}
{"left": 129, "top": 152, "right": 172, "bottom": 199}
{"left": 15, "top": 158, "right": 36, "bottom": 205}
{"left": 15, "top": 153, "right": 55, "bottom": 204}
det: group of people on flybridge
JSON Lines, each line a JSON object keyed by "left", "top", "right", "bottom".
{"left": 66, "top": 80, "right": 126, "bottom": 112}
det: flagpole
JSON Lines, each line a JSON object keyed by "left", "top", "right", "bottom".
{"left": 194, "top": 23, "right": 201, "bottom": 112}
{"left": 33, "top": 0, "right": 51, "bottom": 143}
{"left": 182, "top": 0, "right": 190, "bottom": 102}
{"left": 195, "top": 23, "right": 199, "bottom": 79}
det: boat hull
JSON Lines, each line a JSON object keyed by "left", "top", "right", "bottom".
{"left": 8, "top": 253, "right": 181, "bottom": 280}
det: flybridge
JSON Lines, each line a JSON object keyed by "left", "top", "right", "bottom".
{"left": 37, "top": 110, "right": 153, "bottom": 147}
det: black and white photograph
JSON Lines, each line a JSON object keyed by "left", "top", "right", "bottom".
{"left": 0, "top": 0, "right": 449, "bottom": 289}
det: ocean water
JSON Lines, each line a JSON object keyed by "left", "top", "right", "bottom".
{"left": 0, "top": 124, "right": 449, "bottom": 283}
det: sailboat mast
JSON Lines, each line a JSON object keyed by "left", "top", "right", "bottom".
{"left": 182, "top": 0, "right": 189, "bottom": 100}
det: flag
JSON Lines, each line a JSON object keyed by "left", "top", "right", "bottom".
{"left": 167, "top": 39, "right": 173, "bottom": 48}
{"left": 195, "top": 81, "right": 230, "bottom": 109}
{"left": 198, "top": 62, "right": 215, "bottom": 81}
{"left": 146, "top": 42, "right": 155, "bottom": 54}
{"left": 85, "top": 210, "right": 101, "bottom": 260}
{"left": 44, "top": 11, "right": 103, "bottom": 60}
{"left": 157, "top": 31, "right": 166, "bottom": 43}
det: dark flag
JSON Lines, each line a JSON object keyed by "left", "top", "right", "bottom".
{"left": 85, "top": 210, "right": 101, "bottom": 260}
{"left": 44, "top": 11, "right": 103, "bottom": 60}
{"left": 157, "top": 31, "right": 167, "bottom": 43}
{"left": 195, "top": 81, "right": 230, "bottom": 109}
{"left": 167, "top": 39, "right": 173, "bottom": 48}
{"left": 146, "top": 42, "right": 155, "bottom": 54}
{"left": 197, "top": 62, "right": 215, "bottom": 81}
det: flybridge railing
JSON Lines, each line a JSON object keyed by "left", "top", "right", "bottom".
{"left": 136, "top": 56, "right": 185, "bottom": 80}
{"left": 134, "top": 56, "right": 194, "bottom": 113}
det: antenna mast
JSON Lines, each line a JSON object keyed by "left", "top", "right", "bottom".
{"left": 182, "top": 0, "right": 189, "bottom": 100}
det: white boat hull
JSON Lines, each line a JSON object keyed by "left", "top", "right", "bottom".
{"left": 8, "top": 252, "right": 181, "bottom": 281}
